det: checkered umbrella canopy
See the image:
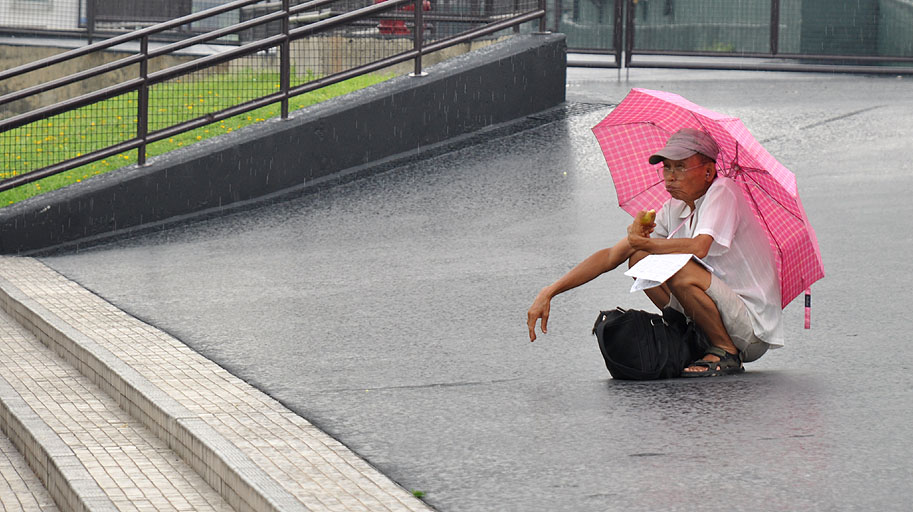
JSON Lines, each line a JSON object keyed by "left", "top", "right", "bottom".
{"left": 592, "top": 88, "right": 824, "bottom": 309}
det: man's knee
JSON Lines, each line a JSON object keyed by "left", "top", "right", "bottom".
{"left": 666, "top": 262, "right": 711, "bottom": 293}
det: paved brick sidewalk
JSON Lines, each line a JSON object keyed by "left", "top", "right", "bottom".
{"left": 0, "top": 256, "right": 432, "bottom": 512}
{"left": 0, "top": 433, "right": 59, "bottom": 511}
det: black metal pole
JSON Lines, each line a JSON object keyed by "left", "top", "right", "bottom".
{"left": 538, "top": 0, "right": 546, "bottom": 32}
{"left": 770, "top": 0, "right": 780, "bottom": 56}
{"left": 86, "top": 0, "right": 96, "bottom": 45}
{"left": 138, "top": 35, "right": 149, "bottom": 165}
{"left": 624, "top": 0, "right": 634, "bottom": 67}
{"left": 554, "top": 0, "right": 562, "bottom": 32}
{"left": 281, "top": 0, "right": 290, "bottom": 118}
{"left": 413, "top": 0, "right": 424, "bottom": 76}
{"left": 513, "top": 0, "right": 522, "bottom": 33}
{"left": 614, "top": 0, "right": 623, "bottom": 67}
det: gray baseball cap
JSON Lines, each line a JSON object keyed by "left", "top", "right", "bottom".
{"left": 648, "top": 128, "right": 719, "bottom": 165}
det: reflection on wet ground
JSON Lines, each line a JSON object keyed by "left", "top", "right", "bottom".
{"left": 44, "top": 69, "right": 913, "bottom": 511}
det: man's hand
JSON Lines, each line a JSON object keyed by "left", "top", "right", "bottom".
{"left": 627, "top": 210, "right": 655, "bottom": 252}
{"left": 527, "top": 289, "right": 552, "bottom": 342}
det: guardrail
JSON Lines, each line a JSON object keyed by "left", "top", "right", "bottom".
{"left": 0, "top": 0, "right": 545, "bottom": 195}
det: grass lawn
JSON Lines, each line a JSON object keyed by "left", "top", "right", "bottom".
{"left": 0, "top": 70, "right": 392, "bottom": 207}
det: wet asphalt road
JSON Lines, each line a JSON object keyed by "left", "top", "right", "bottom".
{"left": 43, "top": 67, "right": 913, "bottom": 511}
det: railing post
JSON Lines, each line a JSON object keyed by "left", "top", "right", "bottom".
{"left": 138, "top": 35, "right": 149, "bottom": 166}
{"left": 86, "top": 0, "right": 96, "bottom": 45}
{"left": 412, "top": 0, "right": 425, "bottom": 76}
{"left": 770, "top": 0, "right": 780, "bottom": 56}
{"left": 624, "top": 0, "right": 635, "bottom": 67}
{"left": 281, "top": 0, "right": 291, "bottom": 119}
{"left": 513, "top": 0, "right": 522, "bottom": 33}
{"left": 554, "top": 0, "right": 562, "bottom": 32}
{"left": 614, "top": 0, "right": 623, "bottom": 67}
{"left": 538, "top": 0, "right": 546, "bottom": 33}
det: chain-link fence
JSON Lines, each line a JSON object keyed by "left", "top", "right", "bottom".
{"left": 0, "top": 0, "right": 544, "bottom": 204}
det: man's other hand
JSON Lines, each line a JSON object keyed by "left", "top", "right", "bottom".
{"left": 527, "top": 290, "right": 552, "bottom": 342}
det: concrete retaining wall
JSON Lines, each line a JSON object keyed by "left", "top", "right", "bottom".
{"left": 0, "top": 32, "right": 567, "bottom": 254}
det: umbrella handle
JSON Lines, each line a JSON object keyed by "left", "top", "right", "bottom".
{"left": 804, "top": 288, "right": 811, "bottom": 329}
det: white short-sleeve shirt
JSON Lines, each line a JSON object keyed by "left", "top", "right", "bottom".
{"left": 652, "top": 177, "right": 784, "bottom": 347}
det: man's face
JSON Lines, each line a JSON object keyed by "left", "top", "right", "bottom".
{"left": 660, "top": 154, "right": 713, "bottom": 204}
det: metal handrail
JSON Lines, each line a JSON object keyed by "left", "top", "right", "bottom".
{"left": 0, "top": 0, "right": 546, "bottom": 193}
{"left": 0, "top": 0, "right": 266, "bottom": 83}
{"left": 1, "top": 79, "right": 146, "bottom": 133}
{"left": 289, "top": 0, "right": 413, "bottom": 38}
{"left": 0, "top": 54, "right": 144, "bottom": 107}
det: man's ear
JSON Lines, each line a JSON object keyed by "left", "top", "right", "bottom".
{"left": 705, "top": 163, "right": 716, "bottom": 181}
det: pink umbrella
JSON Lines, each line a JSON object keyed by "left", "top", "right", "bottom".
{"left": 592, "top": 88, "right": 824, "bottom": 314}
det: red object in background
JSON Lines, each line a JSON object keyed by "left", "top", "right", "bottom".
{"left": 376, "top": 0, "right": 430, "bottom": 35}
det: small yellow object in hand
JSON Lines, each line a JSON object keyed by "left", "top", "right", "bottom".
{"left": 640, "top": 209, "right": 656, "bottom": 225}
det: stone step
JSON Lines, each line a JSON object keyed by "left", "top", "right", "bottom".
{"left": 0, "top": 307, "right": 232, "bottom": 511}
{"left": 0, "top": 255, "right": 431, "bottom": 512}
{"left": 0, "top": 429, "right": 60, "bottom": 511}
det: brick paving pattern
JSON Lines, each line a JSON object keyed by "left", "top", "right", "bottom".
{"left": 0, "top": 256, "right": 431, "bottom": 512}
{"left": 0, "top": 307, "right": 232, "bottom": 511}
{"left": 0, "top": 433, "right": 59, "bottom": 512}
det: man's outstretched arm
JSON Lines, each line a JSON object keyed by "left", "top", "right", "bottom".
{"left": 526, "top": 238, "right": 635, "bottom": 342}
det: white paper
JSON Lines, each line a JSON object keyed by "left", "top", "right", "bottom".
{"left": 624, "top": 254, "right": 713, "bottom": 293}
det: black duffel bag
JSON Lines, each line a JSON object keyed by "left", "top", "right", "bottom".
{"left": 592, "top": 307, "right": 710, "bottom": 380}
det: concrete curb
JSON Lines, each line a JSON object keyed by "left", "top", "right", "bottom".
{"left": 0, "top": 276, "right": 309, "bottom": 512}
{"left": 0, "top": 375, "right": 118, "bottom": 512}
